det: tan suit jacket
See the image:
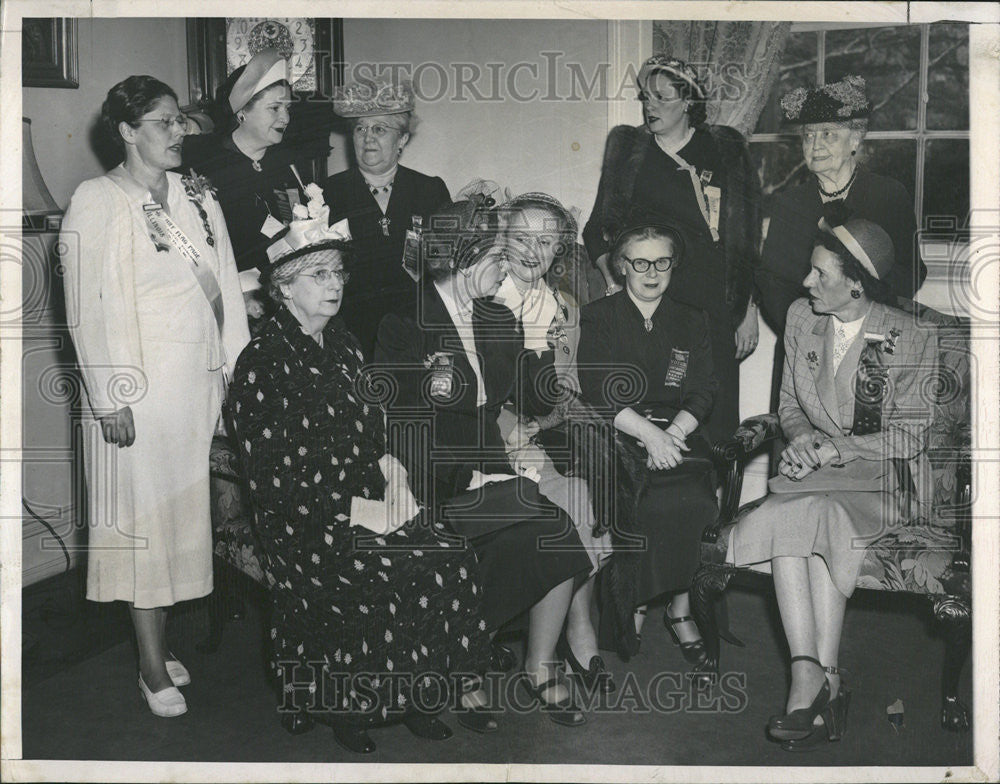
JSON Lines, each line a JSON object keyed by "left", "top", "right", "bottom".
{"left": 770, "top": 298, "right": 937, "bottom": 507}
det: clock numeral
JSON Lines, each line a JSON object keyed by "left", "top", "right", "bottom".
{"left": 233, "top": 35, "right": 242, "bottom": 49}
{"left": 294, "top": 55, "right": 304, "bottom": 68}
{"left": 294, "top": 20, "right": 303, "bottom": 34}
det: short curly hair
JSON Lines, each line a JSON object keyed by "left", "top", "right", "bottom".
{"left": 101, "top": 75, "right": 178, "bottom": 149}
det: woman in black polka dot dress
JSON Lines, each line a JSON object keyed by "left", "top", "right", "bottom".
{"left": 227, "top": 228, "right": 492, "bottom": 753}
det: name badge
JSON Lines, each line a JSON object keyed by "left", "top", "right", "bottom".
{"left": 704, "top": 185, "right": 722, "bottom": 235}
{"left": 664, "top": 348, "right": 689, "bottom": 388}
{"left": 429, "top": 352, "right": 455, "bottom": 399}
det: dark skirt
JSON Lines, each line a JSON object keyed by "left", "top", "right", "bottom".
{"left": 598, "top": 434, "right": 718, "bottom": 653}
{"left": 441, "top": 477, "right": 592, "bottom": 631}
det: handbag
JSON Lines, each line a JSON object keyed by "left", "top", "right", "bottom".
{"left": 439, "top": 476, "right": 557, "bottom": 540}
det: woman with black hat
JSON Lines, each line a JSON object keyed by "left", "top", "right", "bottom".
{"left": 728, "top": 218, "right": 937, "bottom": 750}
{"left": 227, "top": 199, "right": 494, "bottom": 752}
{"left": 757, "top": 76, "right": 927, "bottom": 341}
{"left": 183, "top": 49, "right": 314, "bottom": 321}
{"left": 324, "top": 75, "right": 451, "bottom": 357}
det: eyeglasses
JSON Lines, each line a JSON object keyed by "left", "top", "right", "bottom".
{"left": 622, "top": 255, "right": 675, "bottom": 273}
{"left": 300, "top": 268, "right": 350, "bottom": 285}
{"left": 133, "top": 115, "right": 189, "bottom": 132}
{"left": 353, "top": 123, "right": 401, "bottom": 138}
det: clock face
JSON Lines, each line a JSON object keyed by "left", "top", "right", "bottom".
{"left": 226, "top": 18, "right": 316, "bottom": 92}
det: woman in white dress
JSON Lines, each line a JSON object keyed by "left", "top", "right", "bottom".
{"left": 61, "top": 76, "right": 249, "bottom": 717}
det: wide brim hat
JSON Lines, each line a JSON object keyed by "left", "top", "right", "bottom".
{"left": 818, "top": 216, "right": 894, "bottom": 279}
{"left": 781, "top": 75, "right": 871, "bottom": 125}
{"left": 636, "top": 54, "right": 706, "bottom": 100}
{"left": 262, "top": 209, "right": 353, "bottom": 279}
{"left": 332, "top": 75, "right": 415, "bottom": 118}
{"left": 229, "top": 49, "right": 289, "bottom": 114}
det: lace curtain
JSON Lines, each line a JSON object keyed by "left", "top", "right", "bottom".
{"left": 653, "top": 21, "right": 791, "bottom": 137}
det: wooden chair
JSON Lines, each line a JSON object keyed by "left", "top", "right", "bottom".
{"left": 690, "top": 303, "right": 972, "bottom": 732}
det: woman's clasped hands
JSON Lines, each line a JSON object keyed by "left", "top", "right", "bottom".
{"left": 643, "top": 424, "right": 689, "bottom": 472}
{"left": 778, "top": 431, "right": 840, "bottom": 481}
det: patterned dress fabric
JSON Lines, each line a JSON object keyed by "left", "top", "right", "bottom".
{"left": 227, "top": 306, "right": 490, "bottom": 722}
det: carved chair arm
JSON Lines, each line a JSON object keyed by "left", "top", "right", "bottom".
{"left": 703, "top": 413, "right": 782, "bottom": 543}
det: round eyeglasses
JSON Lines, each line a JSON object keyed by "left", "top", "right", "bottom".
{"left": 353, "top": 123, "right": 399, "bottom": 138}
{"left": 300, "top": 268, "right": 350, "bottom": 285}
{"left": 622, "top": 255, "right": 675, "bottom": 273}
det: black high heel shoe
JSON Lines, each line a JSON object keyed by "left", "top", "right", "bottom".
{"left": 766, "top": 656, "right": 833, "bottom": 741}
{"left": 280, "top": 710, "right": 315, "bottom": 735}
{"left": 330, "top": 719, "right": 376, "bottom": 754}
{"left": 663, "top": 606, "right": 708, "bottom": 666}
{"left": 519, "top": 673, "right": 586, "bottom": 727}
{"left": 556, "top": 634, "right": 616, "bottom": 693}
{"left": 490, "top": 641, "right": 517, "bottom": 672}
{"left": 781, "top": 671, "right": 851, "bottom": 752}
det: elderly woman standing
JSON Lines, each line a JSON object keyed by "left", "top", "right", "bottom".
{"left": 757, "top": 76, "right": 927, "bottom": 340}
{"left": 62, "top": 76, "right": 250, "bottom": 717}
{"left": 583, "top": 54, "right": 762, "bottom": 447}
{"left": 227, "top": 204, "right": 493, "bottom": 753}
{"left": 183, "top": 50, "right": 313, "bottom": 319}
{"left": 729, "top": 219, "right": 937, "bottom": 750}
{"left": 324, "top": 76, "right": 451, "bottom": 356}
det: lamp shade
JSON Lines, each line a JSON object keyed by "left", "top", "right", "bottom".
{"left": 23, "top": 117, "right": 61, "bottom": 229}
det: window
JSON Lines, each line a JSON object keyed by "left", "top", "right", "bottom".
{"left": 751, "top": 23, "right": 970, "bottom": 230}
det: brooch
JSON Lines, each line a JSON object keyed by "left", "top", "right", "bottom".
{"left": 806, "top": 350, "right": 819, "bottom": 368}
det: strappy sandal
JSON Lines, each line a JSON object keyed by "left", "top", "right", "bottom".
{"left": 766, "top": 655, "right": 833, "bottom": 741}
{"left": 663, "top": 606, "right": 708, "bottom": 665}
{"left": 781, "top": 665, "right": 851, "bottom": 751}
{"left": 519, "top": 673, "right": 586, "bottom": 727}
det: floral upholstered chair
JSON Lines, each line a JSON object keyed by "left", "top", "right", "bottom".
{"left": 691, "top": 302, "right": 972, "bottom": 731}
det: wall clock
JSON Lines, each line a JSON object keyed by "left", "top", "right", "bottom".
{"left": 226, "top": 17, "right": 316, "bottom": 92}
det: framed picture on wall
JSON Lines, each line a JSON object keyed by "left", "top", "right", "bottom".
{"left": 186, "top": 17, "right": 343, "bottom": 180}
{"left": 22, "top": 18, "right": 79, "bottom": 88}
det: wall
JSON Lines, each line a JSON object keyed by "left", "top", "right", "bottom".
{"left": 335, "top": 18, "right": 609, "bottom": 224}
{"left": 22, "top": 17, "right": 188, "bottom": 209}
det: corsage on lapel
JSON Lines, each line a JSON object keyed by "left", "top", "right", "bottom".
{"left": 863, "top": 327, "right": 900, "bottom": 356}
{"left": 806, "top": 350, "right": 820, "bottom": 370}
{"left": 181, "top": 169, "right": 217, "bottom": 248}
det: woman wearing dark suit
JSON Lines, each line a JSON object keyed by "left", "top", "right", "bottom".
{"left": 728, "top": 218, "right": 937, "bottom": 750}
{"left": 325, "top": 76, "right": 450, "bottom": 356}
{"left": 375, "top": 198, "right": 593, "bottom": 727}
{"left": 582, "top": 55, "right": 762, "bottom": 446}
{"left": 577, "top": 222, "right": 719, "bottom": 662}
{"left": 757, "top": 76, "right": 927, "bottom": 337}
{"left": 182, "top": 50, "right": 313, "bottom": 320}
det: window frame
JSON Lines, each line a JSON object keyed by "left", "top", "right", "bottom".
{"left": 749, "top": 22, "right": 970, "bottom": 230}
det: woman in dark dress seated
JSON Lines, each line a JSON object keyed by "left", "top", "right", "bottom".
{"left": 576, "top": 221, "right": 719, "bottom": 663}
{"left": 227, "top": 205, "right": 493, "bottom": 753}
{"left": 325, "top": 75, "right": 451, "bottom": 356}
{"left": 375, "top": 198, "right": 594, "bottom": 727}
{"left": 182, "top": 49, "right": 314, "bottom": 322}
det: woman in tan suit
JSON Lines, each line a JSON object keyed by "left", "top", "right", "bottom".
{"left": 728, "top": 218, "right": 937, "bottom": 750}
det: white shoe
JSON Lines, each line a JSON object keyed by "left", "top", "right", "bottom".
{"left": 139, "top": 674, "right": 187, "bottom": 717}
{"left": 165, "top": 658, "right": 190, "bottom": 687}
